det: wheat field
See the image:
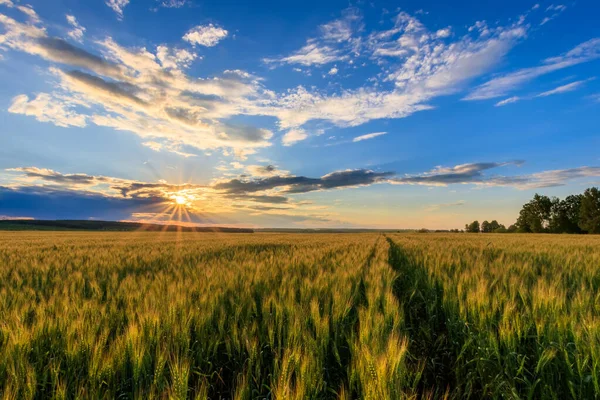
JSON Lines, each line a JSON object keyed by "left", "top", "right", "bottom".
{"left": 0, "top": 231, "right": 599, "bottom": 399}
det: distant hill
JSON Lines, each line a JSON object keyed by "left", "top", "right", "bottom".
{"left": 0, "top": 220, "right": 254, "bottom": 233}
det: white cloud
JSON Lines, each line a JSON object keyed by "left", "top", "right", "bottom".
{"left": 66, "top": 15, "right": 85, "bottom": 42}
{"left": 0, "top": 13, "right": 273, "bottom": 157}
{"left": 328, "top": 66, "right": 338, "bottom": 75}
{"left": 352, "top": 131, "right": 387, "bottom": 142}
{"left": 16, "top": 5, "right": 40, "bottom": 23}
{"left": 264, "top": 41, "right": 346, "bottom": 66}
{"left": 319, "top": 8, "right": 361, "bottom": 42}
{"left": 8, "top": 93, "right": 87, "bottom": 127}
{"left": 541, "top": 4, "right": 567, "bottom": 25}
{"left": 2, "top": 5, "right": 587, "bottom": 162}
{"left": 495, "top": 96, "right": 520, "bottom": 106}
{"left": 466, "top": 38, "right": 600, "bottom": 100}
{"left": 156, "top": 0, "right": 189, "bottom": 8}
{"left": 258, "top": 10, "right": 529, "bottom": 130}
{"left": 282, "top": 129, "right": 308, "bottom": 146}
{"left": 183, "top": 24, "right": 228, "bottom": 47}
{"left": 156, "top": 45, "right": 196, "bottom": 69}
{"left": 142, "top": 141, "right": 163, "bottom": 152}
{"left": 265, "top": 8, "right": 361, "bottom": 67}
{"left": 105, "top": 0, "right": 129, "bottom": 19}
{"left": 435, "top": 27, "right": 451, "bottom": 38}
{"left": 536, "top": 79, "right": 589, "bottom": 97}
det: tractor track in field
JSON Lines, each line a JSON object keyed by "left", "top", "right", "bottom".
{"left": 385, "top": 236, "right": 462, "bottom": 399}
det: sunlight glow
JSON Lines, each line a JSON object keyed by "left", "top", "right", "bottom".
{"left": 174, "top": 195, "right": 186, "bottom": 205}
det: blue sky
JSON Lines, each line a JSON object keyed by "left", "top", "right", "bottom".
{"left": 0, "top": 0, "right": 599, "bottom": 228}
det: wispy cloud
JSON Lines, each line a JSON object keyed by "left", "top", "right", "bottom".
{"left": 105, "top": 0, "right": 129, "bottom": 19}
{"left": 66, "top": 15, "right": 85, "bottom": 42}
{"left": 466, "top": 39, "right": 600, "bottom": 100}
{"left": 8, "top": 93, "right": 87, "bottom": 127}
{"left": 393, "top": 162, "right": 523, "bottom": 186}
{"left": 494, "top": 96, "right": 521, "bottom": 106}
{"left": 536, "top": 79, "right": 591, "bottom": 97}
{"left": 392, "top": 162, "right": 600, "bottom": 189}
{"left": 424, "top": 200, "right": 466, "bottom": 212}
{"left": 265, "top": 41, "right": 347, "bottom": 66}
{"left": 264, "top": 7, "right": 361, "bottom": 67}
{"left": 156, "top": 0, "right": 189, "bottom": 8}
{"left": 541, "top": 4, "right": 567, "bottom": 25}
{"left": 259, "top": 10, "right": 529, "bottom": 132}
{"left": 352, "top": 131, "right": 387, "bottom": 142}
{"left": 282, "top": 129, "right": 308, "bottom": 146}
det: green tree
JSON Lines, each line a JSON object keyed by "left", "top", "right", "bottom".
{"left": 579, "top": 187, "right": 600, "bottom": 233}
{"left": 481, "top": 220, "right": 503, "bottom": 233}
{"left": 481, "top": 220, "right": 490, "bottom": 233}
{"left": 516, "top": 194, "right": 553, "bottom": 233}
{"left": 465, "top": 220, "right": 480, "bottom": 233}
{"left": 550, "top": 195, "right": 582, "bottom": 233}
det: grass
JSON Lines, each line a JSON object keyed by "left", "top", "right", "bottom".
{"left": 0, "top": 231, "right": 599, "bottom": 399}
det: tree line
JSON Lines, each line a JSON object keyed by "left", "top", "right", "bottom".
{"left": 465, "top": 187, "right": 600, "bottom": 234}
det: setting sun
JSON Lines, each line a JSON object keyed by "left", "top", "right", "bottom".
{"left": 174, "top": 195, "right": 186, "bottom": 205}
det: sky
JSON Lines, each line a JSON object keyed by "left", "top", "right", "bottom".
{"left": 0, "top": 0, "right": 599, "bottom": 229}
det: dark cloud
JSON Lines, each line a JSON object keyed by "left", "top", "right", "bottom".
{"left": 227, "top": 194, "right": 290, "bottom": 204}
{"left": 485, "top": 166, "right": 600, "bottom": 189}
{"left": 115, "top": 182, "right": 204, "bottom": 198}
{"left": 215, "top": 175, "right": 317, "bottom": 193}
{"left": 8, "top": 167, "right": 104, "bottom": 185}
{"left": 65, "top": 70, "right": 147, "bottom": 106}
{"left": 215, "top": 169, "right": 393, "bottom": 194}
{"left": 217, "top": 122, "right": 273, "bottom": 143}
{"left": 0, "top": 186, "right": 164, "bottom": 220}
{"left": 37, "top": 37, "right": 123, "bottom": 78}
{"left": 393, "top": 162, "right": 523, "bottom": 185}
{"left": 392, "top": 162, "right": 600, "bottom": 189}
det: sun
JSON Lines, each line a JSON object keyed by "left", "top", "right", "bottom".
{"left": 174, "top": 195, "right": 186, "bottom": 205}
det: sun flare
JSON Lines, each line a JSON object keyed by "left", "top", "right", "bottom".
{"left": 174, "top": 195, "right": 186, "bottom": 205}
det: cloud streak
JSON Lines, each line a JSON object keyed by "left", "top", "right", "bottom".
{"left": 466, "top": 38, "right": 600, "bottom": 100}
{"left": 213, "top": 169, "right": 394, "bottom": 194}
{"left": 353, "top": 131, "right": 387, "bottom": 142}
{"left": 536, "top": 79, "right": 590, "bottom": 97}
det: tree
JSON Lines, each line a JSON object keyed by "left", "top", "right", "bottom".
{"left": 579, "top": 187, "right": 600, "bottom": 234}
{"left": 516, "top": 194, "right": 553, "bottom": 233}
{"left": 481, "top": 220, "right": 489, "bottom": 233}
{"left": 465, "top": 220, "right": 480, "bottom": 233}
{"left": 481, "top": 220, "right": 503, "bottom": 233}
{"left": 550, "top": 194, "right": 582, "bottom": 233}
{"left": 507, "top": 224, "right": 518, "bottom": 233}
